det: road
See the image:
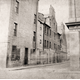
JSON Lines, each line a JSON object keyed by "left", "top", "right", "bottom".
{"left": 0, "top": 61, "right": 80, "bottom": 79}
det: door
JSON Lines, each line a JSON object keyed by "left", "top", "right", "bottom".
{"left": 24, "top": 48, "right": 28, "bottom": 65}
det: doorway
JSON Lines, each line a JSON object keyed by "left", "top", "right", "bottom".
{"left": 24, "top": 48, "right": 28, "bottom": 65}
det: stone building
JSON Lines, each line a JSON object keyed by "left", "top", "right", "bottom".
{"left": 42, "top": 5, "right": 60, "bottom": 63}
{"left": 36, "top": 5, "right": 58, "bottom": 64}
{"left": 36, "top": 13, "right": 44, "bottom": 64}
{"left": 49, "top": 5, "right": 60, "bottom": 63}
{"left": 0, "top": 0, "right": 39, "bottom": 68}
{"left": 69, "top": 0, "right": 80, "bottom": 22}
{"left": 43, "top": 15, "right": 52, "bottom": 64}
{"left": 66, "top": 0, "right": 80, "bottom": 70}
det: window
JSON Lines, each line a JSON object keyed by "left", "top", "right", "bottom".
{"left": 44, "top": 25, "right": 46, "bottom": 34}
{"left": 50, "top": 29, "right": 51, "bottom": 36}
{"left": 34, "top": 14, "right": 37, "bottom": 24}
{"left": 15, "top": 0, "right": 19, "bottom": 13}
{"left": 40, "top": 22, "right": 42, "bottom": 30}
{"left": 40, "top": 27, "right": 42, "bottom": 30}
{"left": 33, "top": 32, "right": 36, "bottom": 41}
{"left": 11, "top": 46, "right": 20, "bottom": 61}
{"left": 44, "top": 40, "right": 46, "bottom": 48}
{"left": 46, "top": 27, "right": 47, "bottom": 35}
{"left": 54, "top": 43, "right": 56, "bottom": 49}
{"left": 50, "top": 42, "right": 51, "bottom": 48}
{"left": 33, "top": 49, "right": 36, "bottom": 53}
{"left": 58, "top": 45, "right": 60, "bottom": 50}
{"left": 54, "top": 23, "right": 55, "bottom": 26}
{"left": 14, "top": 23, "right": 17, "bottom": 36}
{"left": 47, "top": 28, "right": 48, "bottom": 36}
{"left": 47, "top": 41, "right": 48, "bottom": 48}
{"left": 50, "top": 19, "right": 51, "bottom": 26}
{"left": 40, "top": 39, "right": 42, "bottom": 44}
{"left": 54, "top": 33, "right": 56, "bottom": 40}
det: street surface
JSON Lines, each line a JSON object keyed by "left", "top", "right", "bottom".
{"left": 0, "top": 61, "right": 80, "bottom": 79}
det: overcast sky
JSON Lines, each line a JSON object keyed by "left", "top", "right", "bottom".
{"left": 39, "top": 0, "right": 69, "bottom": 33}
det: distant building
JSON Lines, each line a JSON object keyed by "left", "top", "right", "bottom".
{"left": 60, "top": 23, "right": 67, "bottom": 61}
{"left": 36, "top": 5, "right": 58, "bottom": 64}
{"left": 0, "top": 0, "right": 39, "bottom": 68}
{"left": 36, "top": 13, "right": 44, "bottom": 64}
{"left": 43, "top": 15, "right": 52, "bottom": 64}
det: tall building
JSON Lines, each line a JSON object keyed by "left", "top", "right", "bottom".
{"left": 0, "top": 0, "right": 39, "bottom": 68}
{"left": 66, "top": 0, "right": 80, "bottom": 70}
{"left": 69, "top": 0, "right": 80, "bottom": 22}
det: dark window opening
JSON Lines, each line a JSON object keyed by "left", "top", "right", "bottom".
{"left": 47, "top": 41, "right": 48, "bottom": 48}
{"left": 11, "top": 46, "right": 20, "bottom": 61}
{"left": 14, "top": 23, "right": 17, "bottom": 36}
{"left": 16, "top": 0, "right": 19, "bottom": 13}
{"left": 50, "top": 29, "right": 51, "bottom": 36}
{"left": 44, "top": 40, "right": 46, "bottom": 48}
{"left": 33, "top": 32, "right": 36, "bottom": 41}
{"left": 40, "top": 39, "right": 42, "bottom": 44}
{"left": 50, "top": 42, "right": 51, "bottom": 48}
{"left": 34, "top": 14, "right": 36, "bottom": 24}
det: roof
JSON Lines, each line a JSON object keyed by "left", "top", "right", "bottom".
{"left": 44, "top": 22, "right": 51, "bottom": 28}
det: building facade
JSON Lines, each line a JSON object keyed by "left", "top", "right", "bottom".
{"left": 0, "top": 0, "right": 39, "bottom": 68}
{"left": 36, "top": 13, "right": 44, "bottom": 64}
{"left": 60, "top": 23, "right": 67, "bottom": 61}
{"left": 66, "top": 0, "right": 80, "bottom": 70}
{"left": 69, "top": 0, "right": 80, "bottom": 22}
{"left": 43, "top": 15, "right": 52, "bottom": 64}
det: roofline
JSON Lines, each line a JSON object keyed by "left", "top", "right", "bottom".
{"left": 44, "top": 22, "right": 51, "bottom": 28}
{"left": 66, "top": 22, "right": 80, "bottom": 29}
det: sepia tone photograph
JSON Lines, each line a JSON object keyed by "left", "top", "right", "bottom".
{"left": 0, "top": 0, "right": 80, "bottom": 79}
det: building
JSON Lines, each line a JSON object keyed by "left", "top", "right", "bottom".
{"left": 36, "top": 5, "right": 58, "bottom": 64}
{"left": 36, "top": 13, "right": 44, "bottom": 64}
{"left": 60, "top": 23, "right": 67, "bottom": 61}
{"left": 66, "top": 0, "right": 80, "bottom": 70}
{"left": 49, "top": 5, "right": 60, "bottom": 63}
{"left": 43, "top": 15, "right": 52, "bottom": 64}
{"left": 69, "top": 0, "right": 80, "bottom": 22}
{"left": 42, "top": 5, "right": 60, "bottom": 63}
{"left": 0, "top": 0, "right": 39, "bottom": 68}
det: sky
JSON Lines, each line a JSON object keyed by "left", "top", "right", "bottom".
{"left": 39, "top": 0, "right": 69, "bottom": 33}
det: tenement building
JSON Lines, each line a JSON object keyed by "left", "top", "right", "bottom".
{"left": 0, "top": 0, "right": 39, "bottom": 68}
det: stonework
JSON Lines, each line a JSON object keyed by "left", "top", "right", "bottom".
{"left": 69, "top": 31, "right": 79, "bottom": 70}
{"left": 69, "top": 0, "right": 80, "bottom": 22}
{"left": 0, "top": 0, "right": 39, "bottom": 68}
{"left": 66, "top": 0, "right": 80, "bottom": 70}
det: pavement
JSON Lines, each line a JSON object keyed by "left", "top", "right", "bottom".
{"left": 0, "top": 61, "right": 80, "bottom": 79}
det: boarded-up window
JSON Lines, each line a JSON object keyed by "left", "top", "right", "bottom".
{"left": 11, "top": 46, "right": 20, "bottom": 61}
